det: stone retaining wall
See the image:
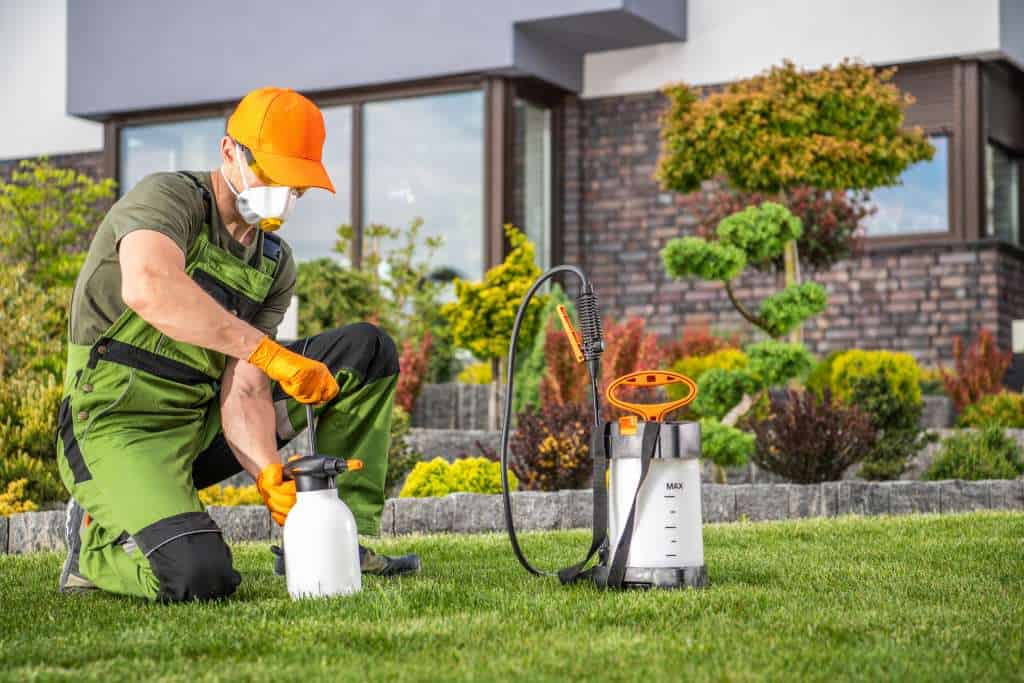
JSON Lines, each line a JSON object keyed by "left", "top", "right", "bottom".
{"left": 2, "top": 480, "right": 1020, "bottom": 554}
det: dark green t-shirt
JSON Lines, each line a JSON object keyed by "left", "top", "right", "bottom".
{"left": 69, "top": 171, "right": 297, "bottom": 345}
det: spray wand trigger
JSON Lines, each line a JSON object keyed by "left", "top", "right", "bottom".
{"left": 556, "top": 305, "right": 585, "bottom": 364}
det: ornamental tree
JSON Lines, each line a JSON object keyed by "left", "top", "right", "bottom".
{"left": 442, "top": 225, "right": 547, "bottom": 429}
{"left": 657, "top": 59, "right": 934, "bottom": 342}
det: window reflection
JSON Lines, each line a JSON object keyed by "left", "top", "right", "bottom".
{"left": 284, "top": 106, "right": 353, "bottom": 262}
{"left": 364, "top": 91, "right": 484, "bottom": 280}
{"left": 864, "top": 136, "right": 949, "bottom": 237}
{"left": 514, "top": 99, "right": 552, "bottom": 270}
{"left": 119, "top": 117, "right": 226, "bottom": 195}
{"left": 986, "top": 142, "right": 1019, "bottom": 245}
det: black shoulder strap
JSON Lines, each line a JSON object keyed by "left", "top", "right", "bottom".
{"left": 262, "top": 232, "right": 282, "bottom": 263}
{"left": 178, "top": 171, "right": 212, "bottom": 227}
{"left": 557, "top": 421, "right": 611, "bottom": 585}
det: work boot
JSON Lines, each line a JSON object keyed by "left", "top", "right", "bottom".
{"left": 270, "top": 544, "right": 421, "bottom": 577}
{"left": 59, "top": 499, "right": 97, "bottom": 594}
{"left": 359, "top": 544, "right": 421, "bottom": 577}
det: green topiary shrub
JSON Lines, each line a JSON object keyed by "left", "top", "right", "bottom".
{"left": 957, "top": 392, "right": 1024, "bottom": 429}
{"left": 399, "top": 457, "right": 518, "bottom": 498}
{"left": 699, "top": 418, "right": 756, "bottom": 469}
{"left": 925, "top": 427, "right": 1024, "bottom": 481}
{"left": 845, "top": 371, "right": 933, "bottom": 480}
{"left": 667, "top": 349, "right": 748, "bottom": 401}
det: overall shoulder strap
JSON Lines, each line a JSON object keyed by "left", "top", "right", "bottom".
{"left": 603, "top": 421, "right": 661, "bottom": 588}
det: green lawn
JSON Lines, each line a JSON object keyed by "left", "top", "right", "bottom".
{"left": 1, "top": 512, "right": 1022, "bottom": 682}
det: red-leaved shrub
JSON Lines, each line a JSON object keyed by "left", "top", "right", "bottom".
{"left": 665, "top": 323, "right": 742, "bottom": 365}
{"left": 681, "top": 185, "right": 871, "bottom": 272}
{"left": 751, "top": 389, "right": 877, "bottom": 483}
{"left": 508, "top": 400, "right": 593, "bottom": 491}
{"left": 395, "top": 331, "right": 432, "bottom": 412}
{"left": 941, "top": 328, "right": 1012, "bottom": 411}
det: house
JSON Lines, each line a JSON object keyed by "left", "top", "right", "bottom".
{"left": 3, "top": 0, "right": 1024, "bottom": 365}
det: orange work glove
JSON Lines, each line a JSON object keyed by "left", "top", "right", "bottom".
{"left": 256, "top": 463, "right": 296, "bottom": 526}
{"left": 247, "top": 336, "right": 339, "bottom": 404}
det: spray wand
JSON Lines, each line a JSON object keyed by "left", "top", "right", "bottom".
{"left": 500, "top": 266, "right": 604, "bottom": 577}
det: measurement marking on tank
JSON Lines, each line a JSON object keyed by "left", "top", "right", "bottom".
{"left": 664, "top": 495, "right": 675, "bottom": 498}
{"left": 670, "top": 539, "right": 677, "bottom": 543}
{"left": 664, "top": 525, "right": 677, "bottom": 529}
{"left": 665, "top": 554, "right": 678, "bottom": 558}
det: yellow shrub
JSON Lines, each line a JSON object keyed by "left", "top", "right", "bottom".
{"left": 0, "top": 479, "right": 38, "bottom": 516}
{"left": 831, "top": 350, "right": 922, "bottom": 407}
{"left": 399, "top": 457, "right": 518, "bottom": 498}
{"left": 457, "top": 362, "right": 493, "bottom": 385}
{"left": 198, "top": 484, "right": 263, "bottom": 507}
{"left": 667, "top": 349, "right": 748, "bottom": 400}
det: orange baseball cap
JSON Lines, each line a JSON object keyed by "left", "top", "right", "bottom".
{"left": 227, "top": 87, "right": 335, "bottom": 193}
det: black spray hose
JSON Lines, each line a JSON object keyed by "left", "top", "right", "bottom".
{"left": 501, "top": 265, "right": 604, "bottom": 576}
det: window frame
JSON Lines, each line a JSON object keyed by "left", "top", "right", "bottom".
{"left": 861, "top": 129, "right": 955, "bottom": 244}
{"left": 984, "top": 138, "right": 1022, "bottom": 245}
{"left": 104, "top": 73, "right": 564, "bottom": 272}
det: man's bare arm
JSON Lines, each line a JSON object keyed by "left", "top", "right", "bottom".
{"left": 119, "top": 230, "right": 265, "bottom": 360}
{"left": 220, "top": 357, "right": 280, "bottom": 477}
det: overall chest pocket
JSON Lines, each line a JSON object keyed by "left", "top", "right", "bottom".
{"left": 192, "top": 269, "right": 264, "bottom": 323}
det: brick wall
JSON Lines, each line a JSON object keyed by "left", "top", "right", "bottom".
{"left": 567, "top": 90, "right": 1023, "bottom": 365}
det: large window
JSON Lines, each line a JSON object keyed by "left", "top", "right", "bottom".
{"left": 119, "top": 117, "right": 226, "bottom": 195}
{"left": 863, "top": 136, "right": 950, "bottom": 237}
{"left": 116, "top": 80, "right": 553, "bottom": 278}
{"left": 514, "top": 98, "right": 552, "bottom": 271}
{"left": 986, "top": 141, "right": 1020, "bottom": 245}
{"left": 285, "top": 105, "right": 353, "bottom": 262}
{"left": 364, "top": 91, "right": 484, "bottom": 280}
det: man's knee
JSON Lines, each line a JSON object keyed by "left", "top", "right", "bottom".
{"left": 320, "top": 322, "right": 400, "bottom": 384}
{"left": 135, "top": 512, "right": 241, "bottom": 603}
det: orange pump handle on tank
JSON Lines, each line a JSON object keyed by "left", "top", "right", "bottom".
{"left": 605, "top": 370, "right": 699, "bottom": 424}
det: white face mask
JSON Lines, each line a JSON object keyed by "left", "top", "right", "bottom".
{"left": 220, "top": 143, "right": 298, "bottom": 232}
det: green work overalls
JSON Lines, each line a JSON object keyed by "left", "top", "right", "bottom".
{"left": 56, "top": 173, "right": 398, "bottom": 601}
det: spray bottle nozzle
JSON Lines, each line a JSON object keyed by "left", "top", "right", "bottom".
{"left": 283, "top": 455, "right": 361, "bottom": 491}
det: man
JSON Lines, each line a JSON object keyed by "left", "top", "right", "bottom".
{"left": 57, "top": 87, "right": 419, "bottom": 602}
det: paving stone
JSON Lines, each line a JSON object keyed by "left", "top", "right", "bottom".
{"left": 735, "top": 484, "right": 789, "bottom": 521}
{"left": 940, "top": 480, "right": 991, "bottom": 513}
{"left": 558, "top": 489, "right": 594, "bottom": 529}
{"left": 920, "top": 396, "right": 956, "bottom": 429}
{"left": 868, "top": 482, "right": 891, "bottom": 515}
{"left": 9, "top": 510, "right": 64, "bottom": 554}
{"left": 508, "top": 491, "right": 562, "bottom": 531}
{"left": 379, "top": 499, "right": 396, "bottom": 535}
{"left": 888, "top": 481, "right": 940, "bottom": 515}
{"left": 0, "top": 516, "right": 7, "bottom": 554}
{"left": 989, "top": 479, "right": 1024, "bottom": 510}
{"left": 838, "top": 481, "right": 873, "bottom": 515}
{"left": 206, "top": 505, "right": 271, "bottom": 543}
{"left": 701, "top": 484, "right": 736, "bottom": 523}
{"left": 450, "top": 493, "right": 504, "bottom": 533}
{"left": 392, "top": 495, "right": 455, "bottom": 534}
{"left": 788, "top": 484, "right": 825, "bottom": 518}
{"left": 820, "top": 482, "right": 842, "bottom": 516}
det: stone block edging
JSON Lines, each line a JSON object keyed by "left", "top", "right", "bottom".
{"left": 2, "top": 480, "right": 1021, "bottom": 554}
